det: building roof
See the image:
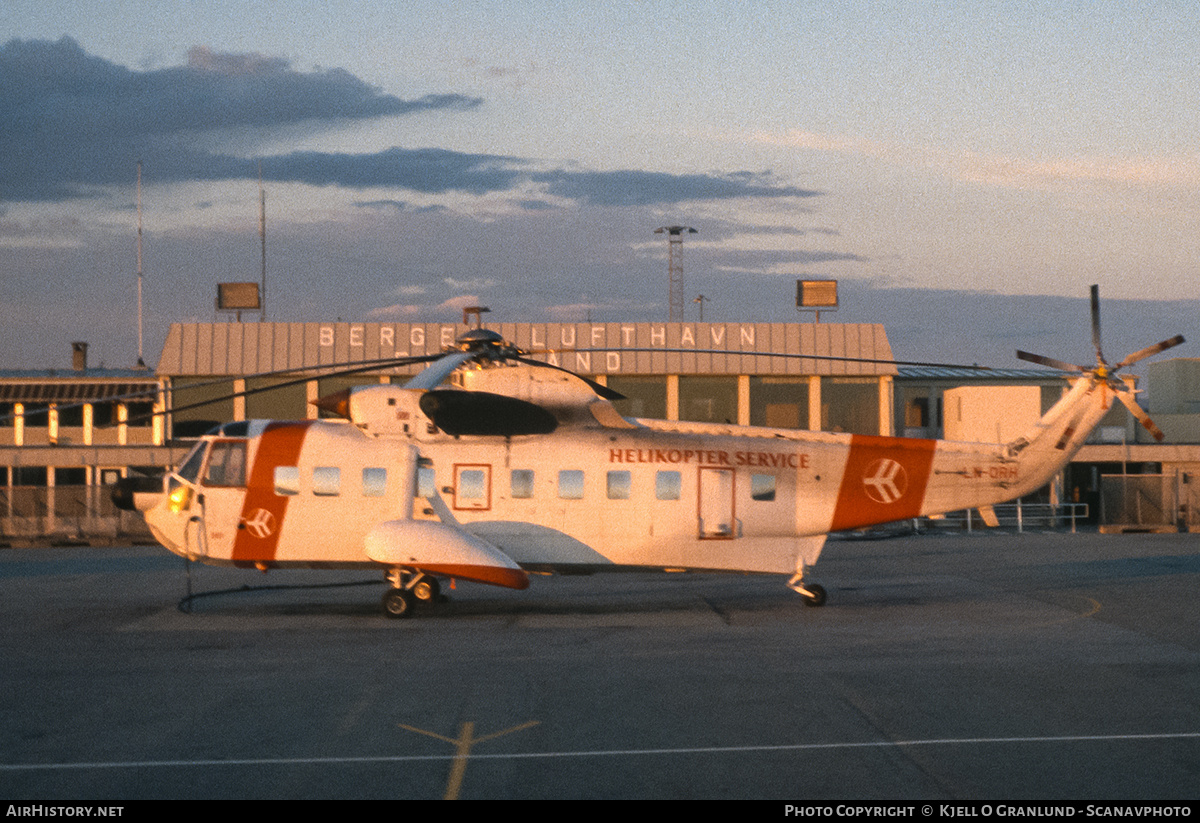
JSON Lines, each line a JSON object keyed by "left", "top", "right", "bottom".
{"left": 158, "top": 321, "right": 899, "bottom": 377}
{"left": 0, "top": 369, "right": 160, "bottom": 403}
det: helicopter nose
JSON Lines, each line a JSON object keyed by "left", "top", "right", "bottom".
{"left": 111, "top": 474, "right": 165, "bottom": 512}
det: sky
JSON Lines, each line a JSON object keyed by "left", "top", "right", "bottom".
{"left": 2, "top": 1, "right": 1198, "bottom": 373}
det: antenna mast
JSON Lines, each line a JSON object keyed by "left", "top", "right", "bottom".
{"left": 258, "top": 162, "right": 267, "bottom": 321}
{"left": 136, "top": 160, "right": 145, "bottom": 368}
{"left": 654, "top": 225, "right": 697, "bottom": 322}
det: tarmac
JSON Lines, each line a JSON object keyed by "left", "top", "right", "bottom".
{"left": 2, "top": 529, "right": 1199, "bottom": 800}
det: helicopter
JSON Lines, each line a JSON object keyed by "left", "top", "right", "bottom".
{"left": 115, "top": 287, "right": 1183, "bottom": 617}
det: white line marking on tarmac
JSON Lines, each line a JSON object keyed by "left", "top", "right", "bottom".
{"left": 4, "top": 731, "right": 1200, "bottom": 771}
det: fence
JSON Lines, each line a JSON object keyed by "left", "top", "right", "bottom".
{"left": 1099, "top": 473, "right": 1196, "bottom": 532}
{"left": 921, "top": 501, "right": 1090, "bottom": 534}
{"left": 0, "top": 485, "right": 154, "bottom": 544}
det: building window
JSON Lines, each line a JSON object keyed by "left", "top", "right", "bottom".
{"left": 13, "top": 466, "right": 47, "bottom": 486}
{"left": 57, "top": 404, "right": 84, "bottom": 428}
{"left": 607, "top": 376, "right": 667, "bottom": 419}
{"left": 821, "top": 377, "right": 879, "bottom": 435}
{"left": 247, "top": 378, "right": 309, "bottom": 420}
{"left": 169, "top": 379, "right": 235, "bottom": 437}
{"left": 92, "top": 402, "right": 118, "bottom": 427}
{"left": 54, "top": 467, "right": 87, "bottom": 486}
{"left": 125, "top": 401, "right": 155, "bottom": 427}
{"left": 679, "top": 376, "right": 738, "bottom": 424}
{"left": 750, "top": 377, "right": 809, "bottom": 430}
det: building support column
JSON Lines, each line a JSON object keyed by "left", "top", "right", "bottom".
{"left": 879, "top": 375, "right": 895, "bottom": 437}
{"left": 233, "top": 379, "right": 246, "bottom": 421}
{"left": 807, "top": 376, "right": 821, "bottom": 432}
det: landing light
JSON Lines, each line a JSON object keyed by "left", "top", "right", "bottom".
{"left": 167, "top": 479, "right": 193, "bottom": 513}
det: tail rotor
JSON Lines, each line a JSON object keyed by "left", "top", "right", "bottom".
{"left": 1016, "top": 285, "right": 1184, "bottom": 442}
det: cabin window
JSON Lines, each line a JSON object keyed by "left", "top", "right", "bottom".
{"left": 416, "top": 466, "right": 435, "bottom": 498}
{"left": 607, "top": 470, "right": 631, "bottom": 500}
{"left": 313, "top": 466, "right": 341, "bottom": 496}
{"left": 655, "top": 470, "right": 681, "bottom": 500}
{"left": 457, "top": 469, "right": 487, "bottom": 503}
{"left": 203, "top": 441, "right": 246, "bottom": 487}
{"left": 274, "top": 466, "right": 300, "bottom": 496}
{"left": 558, "top": 470, "right": 584, "bottom": 500}
{"left": 751, "top": 473, "right": 776, "bottom": 502}
{"left": 511, "top": 469, "right": 534, "bottom": 499}
{"left": 362, "top": 467, "right": 387, "bottom": 497}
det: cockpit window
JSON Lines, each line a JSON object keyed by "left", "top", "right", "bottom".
{"left": 176, "top": 442, "right": 208, "bottom": 483}
{"left": 203, "top": 441, "right": 247, "bottom": 487}
{"left": 218, "top": 421, "right": 251, "bottom": 437}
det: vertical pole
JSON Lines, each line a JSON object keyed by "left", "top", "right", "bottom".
{"left": 655, "top": 226, "right": 696, "bottom": 322}
{"left": 259, "top": 162, "right": 267, "bottom": 321}
{"left": 136, "top": 160, "right": 145, "bottom": 368}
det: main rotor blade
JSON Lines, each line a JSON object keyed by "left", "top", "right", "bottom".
{"left": 1115, "top": 389, "right": 1165, "bottom": 442}
{"left": 1090, "top": 284, "right": 1105, "bottom": 366}
{"left": 530, "top": 348, "right": 993, "bottom": 371}
{"left": 118, "top": 353, "right": 447, "bottom": 426}
{"left": 1015, "top": 350, "right": 1084, "bottom": 373}
{"left": 1113, "top": 335, "right": 1186, "bottom": 370}
{"left": 402, "top": 350, "right": 478, "bottom": 391}
{"left": 512, "top": 356, "right": 626, "bottom": 400}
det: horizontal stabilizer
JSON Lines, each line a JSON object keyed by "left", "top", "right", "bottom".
{"left": 364, "top": 520, "right": 529, "bottom": 590}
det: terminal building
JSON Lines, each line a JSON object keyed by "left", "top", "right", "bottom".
{"left": 3, "top": 321, "right": 1198, "bottom": 543}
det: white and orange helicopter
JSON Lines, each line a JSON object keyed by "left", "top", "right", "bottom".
{"left": 116, "top": 287, "right": 1182, "bottom": 617}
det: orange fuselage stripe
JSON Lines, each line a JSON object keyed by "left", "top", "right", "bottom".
{"left": 829, "top": 435, "right": 937, "bottom": 532}
{"left": 232, "top": 422, "right": 311, "bottom": 565}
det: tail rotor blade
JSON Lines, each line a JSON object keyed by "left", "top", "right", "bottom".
{"left": 1113, "top": 335, "right": 1186, "bottom": 371}
{"left": 1016, "top": 350, "right": 1084, "bottom": 373}
{"left": 1115, "top": 389, "right": 1166, "bottom": 442}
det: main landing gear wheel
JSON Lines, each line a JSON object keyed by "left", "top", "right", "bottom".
{"left": 382, "top": 588, "right": 415, "bottom": 619}
{"left": 801, "top": 584, "right": 827, "bottom": 608}
{"left": 412, "top": 577, "right": 441, "bottom": 603}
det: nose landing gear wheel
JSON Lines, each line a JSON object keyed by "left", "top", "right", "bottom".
{"left": 383, "top": 588, "right": 415, "bottom": 618}
{"left": 801, "top": 584, "right": 827, "bottom": 607}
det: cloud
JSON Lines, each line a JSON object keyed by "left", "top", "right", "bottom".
{"left": 365, "top": 303, "right": 422, "bottom": 319}
{"left": 1, "top": 38, "right": 826, "bottom": 210}
{"left": 532, "top": 169, "right": 821, "bottom": 206}
{"left": 265, "top": 147, "right": 522, "bottom": 193}
{"left": 0, "top": 37, "right": 482, "bottom": 200}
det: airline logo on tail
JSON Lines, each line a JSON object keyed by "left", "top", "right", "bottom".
{"left": 862, "top": 458, "right": 908, "bottom": 504}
